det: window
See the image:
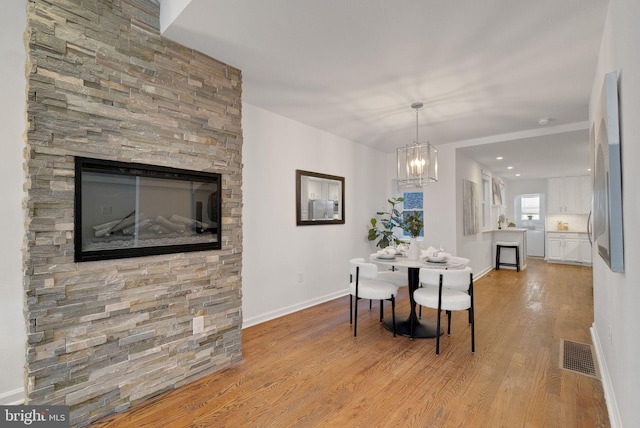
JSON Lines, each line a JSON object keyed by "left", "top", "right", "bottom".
{"left": 402, "top": 191, "right": 423, "bottom": 238}
{"left": 482, "top": 173, "right": 491, "bottom": 229}
{"left": 520, "top": 195, "right": 540, "bottom": 220}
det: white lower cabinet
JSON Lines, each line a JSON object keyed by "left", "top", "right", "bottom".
{"left": 564, "top": 238, "right": 581, "bottom": 262}
{"left": 548, "top": 236, "right": 564, "bottom": 260}
{"left": 546, "top": 232, "right": 592, "bottom": 265}
{"left": 580, "top": 238, "right": 593, "bottom": 264}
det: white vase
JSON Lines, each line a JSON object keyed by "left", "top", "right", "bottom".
{"left": 408, "top": 237, "right": 419, "bottom": 260}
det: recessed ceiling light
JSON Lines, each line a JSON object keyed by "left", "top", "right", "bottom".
{"left": 496, "top": 156, "right": 503, "bottom": 160}
{"left": 507, "top": 166, "right": 513, "bottom": 170}
{"left": 515, "top": 173, "right": 521, "bottom": 177}
{"left": 538, "top": 117, "right": 550, "bottom": 125}
{"left": 587, "top": 168, "right": 592, "bottom": 172}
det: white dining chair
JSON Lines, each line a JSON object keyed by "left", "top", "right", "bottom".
{"left": 364, "top": 256, "right": 408, "bottom": 287}
{"left": 349, "top": 258, "right": 398, "bottom": 337}
{"left": 413, "top": 267, "right": 474, "bottom": 354}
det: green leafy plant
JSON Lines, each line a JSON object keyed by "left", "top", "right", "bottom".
{"left": 402, "top": 210, "right": 424, "bottom": 238}
{"left": 367, "top": 197, "right": 404, "bottom": 248}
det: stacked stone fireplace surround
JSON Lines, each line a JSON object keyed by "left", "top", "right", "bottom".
{"left": 24, "top": 0, "right": 243, "bottom": 426}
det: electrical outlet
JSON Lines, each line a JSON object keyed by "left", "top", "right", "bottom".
{"left": 298, "top": 272, "right": 304, "bottom": 283}
{"left": 193, "top": 316, "right": 204, "bottom": 334}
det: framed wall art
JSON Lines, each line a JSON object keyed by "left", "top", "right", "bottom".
{"left": 463, "top": 179, "right": 479, "bottom": 236}
{"left": 592, "top": 71, "right": 624, "bottom": 272}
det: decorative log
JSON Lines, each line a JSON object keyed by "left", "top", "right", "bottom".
{"left": 93, "top": 212, "right": 147, "bottom": 237}
{"left": 149, "top": 224, "right": 171, "bottom": 235}
{"left": 169, "top": 214, "right": 209, "bottom": 230}
{"left": 110, "top": 211, "right": 139, "bottom": 233}
{"left": 95, "top": 226, "right": 114, "bottom": 238}
{"left": 92, "top": 220, "right": 121, "bottom": 231}
{"left": 155, "top": 216, "right": 185, "bottom": 233}
{"left": 121, "top": 219, "right": 153, "bottom": 235}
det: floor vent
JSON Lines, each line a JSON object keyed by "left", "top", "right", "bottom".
{"left": 560, "top": 339, "right": 599, "bottom": 378}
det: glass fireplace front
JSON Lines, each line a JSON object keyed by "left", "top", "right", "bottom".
{"left": 74, "top": 157, "right": 222, "bottom": 262}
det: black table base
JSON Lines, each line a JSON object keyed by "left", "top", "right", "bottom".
{"left": 383, "top": 316, "right": 443, "bottom": 338}
{"left": 383, "top": 266, "right": 444, "bottom": 338}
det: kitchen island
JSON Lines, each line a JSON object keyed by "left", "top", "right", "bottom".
{"left": 492, "top": 228, "right": 527, "bottom": 270}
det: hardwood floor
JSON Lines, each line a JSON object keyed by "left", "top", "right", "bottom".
{"left": 90, "top": 259, "right": 609, "bottom": 427}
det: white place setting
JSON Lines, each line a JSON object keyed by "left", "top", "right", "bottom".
{"left": 372, "top": 246, "right": 469, "bottom": 270}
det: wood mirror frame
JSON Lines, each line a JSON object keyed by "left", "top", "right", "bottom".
{"left": 296, "top": 169, "right": 345, "bottom": 226}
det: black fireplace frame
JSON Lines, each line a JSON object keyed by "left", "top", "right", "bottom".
{"left": 74, "top": 157, "right": 222, "bottom": 262}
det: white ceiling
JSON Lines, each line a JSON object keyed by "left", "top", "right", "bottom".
{"left": 160, "top": 0, "right": 608, "bottom": 180}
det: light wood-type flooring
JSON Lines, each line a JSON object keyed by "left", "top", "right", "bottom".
{"left": 91, "top": 258, "right": 609, "bottom": 427}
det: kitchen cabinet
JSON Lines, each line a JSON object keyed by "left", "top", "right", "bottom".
{"left": 307, "top": 180, "right": 341, "bottom": 201}
{"left": 546, "top": 232, "right": 592, "bottom": 265}
{"left": 580, "top": 238, "right": 593, "bottom": 264}
{"left": 547, "top": 176, "right": 591, "bottom": 214}
{"left": 564, "top": 237, "right": 581, "bottom": 262}
{"left": 547, "top": 235, "right": 564, "bottom": 260}
{"left": 547, "top": 178, "right": 563, "bottom": 213}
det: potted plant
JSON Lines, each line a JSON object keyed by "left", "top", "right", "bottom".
{"left": 402, "top": 210, "right": 424, "bottom": 238}
{"left": 367, "top": 197, "right": 404, "bottom": 248}
{"left": 401, "top": 210, "right": 423, "bottom": 260}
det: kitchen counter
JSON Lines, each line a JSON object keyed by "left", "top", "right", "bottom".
{"left": 546, "top": 231, "right": 592, "bottom": 265}
{"left": 492, "top": 229, "right": 527, "bottom": 270}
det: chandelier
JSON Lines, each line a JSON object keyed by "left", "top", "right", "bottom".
{"left": 397, "top": 102, "right": 438, "bottom": 187}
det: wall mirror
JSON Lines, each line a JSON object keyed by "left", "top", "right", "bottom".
{"left": 296, "top": 170, "right": 345, "bottom": 226}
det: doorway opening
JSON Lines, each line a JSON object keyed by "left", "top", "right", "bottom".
{"left": 515, "top": 193, "right": 545, "bottom": 257}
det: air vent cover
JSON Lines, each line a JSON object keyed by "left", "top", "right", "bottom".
{"left": 560, "top": 339, "right": 599, "bottom": 378}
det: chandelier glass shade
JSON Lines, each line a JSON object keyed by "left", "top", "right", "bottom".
{"left": 397, "top": 102, "right": 438, "bottom": 187}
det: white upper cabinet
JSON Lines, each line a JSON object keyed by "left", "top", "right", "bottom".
{"left": 563, "top": 176, "right": 581, "bottom": 213}
{"left": 547, "top": 177, "right": 565, "bottom": 213}
{"left": 547, "top": 176, "right": 592, "bottom": 214}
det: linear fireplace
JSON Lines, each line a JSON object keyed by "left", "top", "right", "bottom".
{"left": 74, "top": 157, "right": 222, "bottom": 262}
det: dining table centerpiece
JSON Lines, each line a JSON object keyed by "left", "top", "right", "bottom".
{"left": 367, "top": 197, "right": 404, "bottom": 249}
{"left": 402, "top": 210, "right": 423, "bottom": 260}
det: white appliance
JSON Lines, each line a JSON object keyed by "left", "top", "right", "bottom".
{"left": 526, "top": 227, "right": 545, "bottom": 257}
{"left": 308, "top": 199, "right": 335, "bottom": 220}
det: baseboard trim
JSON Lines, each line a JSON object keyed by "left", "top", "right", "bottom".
{"left": 242, "top": 289, "right": 349, "bottom": 329}
{"left": 0, "top": 387, "right": 24, "bottom": 405}
{"left": 474, "top": 266, "right": 493, "bottom": 280}
{"left": 243, "top": 266, "right": 493, "bottom": 329}
{"left": 591, "top": 324, "right": 621, "bottom": 428}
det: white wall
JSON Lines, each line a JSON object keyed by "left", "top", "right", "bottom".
{"left": 455, "top": 150, "right": 493, "bottom": 276}
{"left": 506, "top": 178, "right": 547, "bottom": 197}
{"left": 0, "top": 1, "right": 27, "bottom": 404}
{"left": 506, "top": 178, "right": 547, "bottom": 221}
{"left": 589, "top": 0, "right": 640, "bottom": 426}
{"left": 420, "top": 144, "right": 458, "bottom": 254}
{"left": 242, "top": 104, "right": 391, "bottom": 326}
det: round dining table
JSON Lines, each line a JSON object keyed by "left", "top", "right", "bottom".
{"left": 369, "top": 253, "right": 470, "bottom": 338}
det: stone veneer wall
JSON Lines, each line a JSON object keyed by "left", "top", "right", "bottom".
{"left": 23, "top": 0, "right": 242, "bottom": 426}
